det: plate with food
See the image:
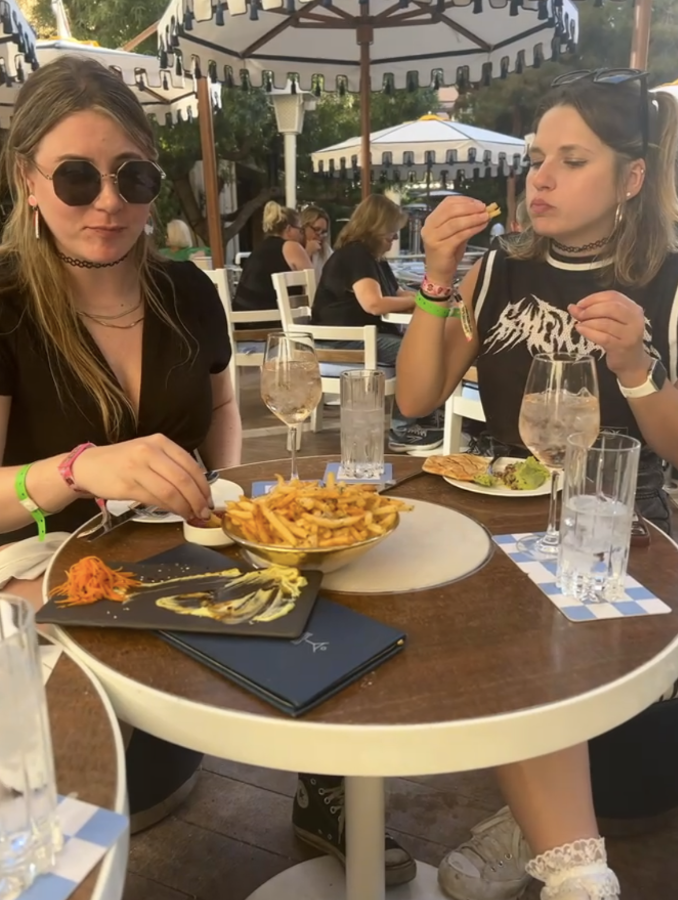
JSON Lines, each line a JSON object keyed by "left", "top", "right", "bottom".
{"left": 107, "top": 478, "right": 244, "bottom": 525}
{"left": 38, "top": 545, "right": 323, "bottom": 639}
{"left": 424, "top": 454, "right": 557, "bottom": 497}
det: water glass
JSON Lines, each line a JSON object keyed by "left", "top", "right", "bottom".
{"left": 0, "top": 596, "right": 62, "bottom": 898}
{"left": 558, "top": 432, "right": 641, "bottom": 602}
{"left": 340, "top": 370, "right": 385, "bottom": 479}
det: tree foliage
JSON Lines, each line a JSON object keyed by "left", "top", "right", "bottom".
{"left": 25, "top": 0, "right": 167, "bottom": 51}
{"left": 456, "top": 0, "right": 678, "bottom": 136}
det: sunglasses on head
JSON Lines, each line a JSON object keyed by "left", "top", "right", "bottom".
{"left": 34, "top": 159, "right": 166, "bottom": 207}
{"left": 550, "top": 68, "right": 653, "bottom": 156}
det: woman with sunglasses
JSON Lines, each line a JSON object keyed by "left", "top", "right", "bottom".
{"left": 0, "top": 55, "right": 241, "bottom": 830}
{"left": 397, "top": 70, "right": 678, "bottom": 900}
{"left": 233, "top": 201, "right": 312, "bottom": 324}
{"left": 300, "top": 204, "right": 333, "bottom": 280}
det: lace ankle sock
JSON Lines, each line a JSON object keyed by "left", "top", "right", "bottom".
{"left": 525, "top": 837, "right": 620, "bottom": 899}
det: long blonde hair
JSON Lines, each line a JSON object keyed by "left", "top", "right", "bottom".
{"left": 262, "top": 201, "right": 299, "bottom": 236}
{"left": 0, "top": 55, "right": 181, "bottom": 440}
{"left": 335, "top": 195, "right": 407, "bottom": 257}
{"left": 510, "top": 79, "right": 678, "bottom": 286}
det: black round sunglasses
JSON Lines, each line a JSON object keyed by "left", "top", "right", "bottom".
{"left": 33, "top": 159, "right": 166, "bottom": 207}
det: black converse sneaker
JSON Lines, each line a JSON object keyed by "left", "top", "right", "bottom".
{"left": 292, "top": 774, "right": 417, "bottom": 887}
{"left": 388, "top": 423, "right": 444, "bottom": 453}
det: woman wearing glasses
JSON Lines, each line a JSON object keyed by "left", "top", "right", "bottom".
{"left": 233, "top": 201, "right": 312, "bottom": 323}
{"left": 0, "top": 56, "right": 241, "bottom": 831}
{"left": 300, "top": 204, "right": 333, "bottom": 280}
{"left": 398, "top": 70, "right": 678, "bottom": 900}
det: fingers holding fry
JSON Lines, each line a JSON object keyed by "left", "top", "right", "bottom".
{"left": 223, "top": 479, "right": 412, "bottom": 549}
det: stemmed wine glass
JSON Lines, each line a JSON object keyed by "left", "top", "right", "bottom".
{"left": 517, "top": 353, "right": 600, "bottom": 558}
{"left": 260, "top": 332, "right": 322, "bottom": 481}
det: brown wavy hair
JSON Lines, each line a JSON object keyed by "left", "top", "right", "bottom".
{"left": 0, "top": 55, "right": 182, "bottom": 440}
{"left": 335, "top": 194, "right": 408, "bottom": 257}
{"left": 507, "top": 78, "right": 678, "bottom": 287}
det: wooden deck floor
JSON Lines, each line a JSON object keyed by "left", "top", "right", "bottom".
{"left": 122, "top": 378, "right": 678, "bottom": 900}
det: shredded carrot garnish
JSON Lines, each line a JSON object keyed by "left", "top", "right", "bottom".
{"left": 50, "top": 556, "right": 142, "bottom": 608}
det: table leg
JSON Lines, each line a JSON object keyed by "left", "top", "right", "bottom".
{"left": 345, "top": 776, "right": 386, "bottom": 900}
{"left": 245, "top": 776, "right": 444, "bottom": 900}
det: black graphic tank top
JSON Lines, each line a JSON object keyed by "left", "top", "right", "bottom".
{"left": 471, "top": 247, "right": 678, "bottom": 499}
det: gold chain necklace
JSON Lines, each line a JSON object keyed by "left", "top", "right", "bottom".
{"left": 84, "top": 314, "right": 145, "bottom": 330}
{"left": 78, "top": 297, "right": 143, "bottom": 322}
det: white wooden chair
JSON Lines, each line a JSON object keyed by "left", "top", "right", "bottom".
{"left": 271, "top": 267, "right": 317, "bottom": 310}
{"left": 204, "top": 268, "right": 282, "bottom": 404}
{"left": 442, "top": 366, "right": 486, "bottom": 454}
{"left": 272, "top": 269, "right": 396, "bottom": 433}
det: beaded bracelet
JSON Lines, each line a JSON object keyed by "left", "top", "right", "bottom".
{"left": 421, "top": 274, "right": 453, "bottom": 299}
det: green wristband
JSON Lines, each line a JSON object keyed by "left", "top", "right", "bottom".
{"left": 415, "top": 291, "right": 452, "bottom": 318}
{"left": 15, "top": 463, "right": 47, "bottom": 541}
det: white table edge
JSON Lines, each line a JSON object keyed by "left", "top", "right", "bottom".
{"left": 44, "top": 635, "right": 129, "bottom": 900}
{"left": 47, "top": 619, "right": 678, "bottom": 777}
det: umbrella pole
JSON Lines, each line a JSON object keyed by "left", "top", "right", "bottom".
{"left": 630, "top": 0, "right": 652, "bottom": 70}
{"left": 197, "top": 76, "right": 225, "bottom": 269}
{"left": 358, "top": 17, "right": 373, "bottom": 201}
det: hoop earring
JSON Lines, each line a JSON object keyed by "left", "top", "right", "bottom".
{"left": 28, "top": 194, "right": 40, "bottom": 240}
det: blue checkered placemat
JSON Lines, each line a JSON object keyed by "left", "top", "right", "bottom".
{"left": 494, "top": 533, "right": 672, "bottom": 622}
{"left": 19, "top": 795, "right": 128, "bottom": 900}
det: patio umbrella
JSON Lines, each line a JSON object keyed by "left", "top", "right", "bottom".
{"left": 158, "top": 0, "right": 579, "bottom": 200}
{"left": 311, "top": 114, "right": 526, "bottom": 186}
{"left": 0, "top": 0, "right": 38, "bottom": 105}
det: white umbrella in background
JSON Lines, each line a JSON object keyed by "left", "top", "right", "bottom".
{"left": 0, "top": 1, "right": 197, "bottom": 128}
{"left": 34, "top": 40, "right": 197, "bottom": 125}
{"left": 311, "top": 114, "right": 526, "bottom": 186}
{"left": 0, "top": 0, "right": 38, "bottom": 125}
{"left": 157, "top": 0, "right": 579, "bottom": 201}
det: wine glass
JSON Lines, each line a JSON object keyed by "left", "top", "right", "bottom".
{"left": 261, "top": 332, "right": 322, "bottom": 481}
{"left": 517, "top": 353, "right": 600, "bottom": 558}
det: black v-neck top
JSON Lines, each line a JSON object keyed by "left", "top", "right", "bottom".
{"left": 0, "top": 259, "right": 232, "bottom": 540}
{"left": 472, "top": 247, "right": 678, "bottom": 494}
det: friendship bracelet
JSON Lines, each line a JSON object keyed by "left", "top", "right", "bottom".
{"left": 421, "top": 275, "right": 453, "bottom": 299}
{"left": 15, "top": 464, "right": 48, "bottom": 541}
{"left": 415, "top": 291, "right": 474, "bottom": 342}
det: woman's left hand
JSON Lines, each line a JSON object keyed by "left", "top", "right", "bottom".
{"left": 569, "top": 291, "right": 651, "bottom": 382}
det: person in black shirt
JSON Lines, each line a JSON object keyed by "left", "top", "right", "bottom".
{"left": 313, "top": 194, "right": 443, "bottom": 451}
{"left": 0, "top": 56, "right": 242, "bottom": 835}
{"left": 398, "top": 72, "right": 678, "bottom": 900}
{"left": 234, "top": 201, "right": 313, "bottom": 325}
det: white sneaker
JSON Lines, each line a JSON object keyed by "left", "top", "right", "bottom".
{"left": 438, "top": 807, "right": 532, "bottom": 900}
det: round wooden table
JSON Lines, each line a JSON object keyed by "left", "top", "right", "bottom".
{"left": 45, "top": 455, "right": 678, "bottom": 900}
{"left": 45, "top": 640, "right": 128, "bottom": 900}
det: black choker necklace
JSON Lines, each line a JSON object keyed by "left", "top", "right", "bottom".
{"left": 552, "top": 237, "right": 610, "bottom": 254}
{"left": 57, "top": 250, "right": 131, "bottom": 269}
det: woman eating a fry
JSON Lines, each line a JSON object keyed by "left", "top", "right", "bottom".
{"left": 397, "top": 70, "right": 678, "bottom": 900}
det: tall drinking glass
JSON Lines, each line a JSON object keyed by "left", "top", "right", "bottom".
{"left": 559, "top": 432, "right": 641, "bottom": 602}
{"left": 0, "top": 596, "right": 62, "bottom": 898}
{"left": 517, "top": 353, "right": 600, "bottom": 557}
{"left": 261, "top": 332, "right": 322, "bottom": 481}
{"left": 340, "top": 370, "right": 386, "bottom": 479}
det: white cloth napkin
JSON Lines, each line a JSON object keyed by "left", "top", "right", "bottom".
{"left": 0, "top": 533, "right": 71, "bottom": 592}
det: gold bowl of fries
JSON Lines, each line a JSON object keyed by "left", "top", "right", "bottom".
{"left": 222, "top": 474, "right": 411, "bottom": 574}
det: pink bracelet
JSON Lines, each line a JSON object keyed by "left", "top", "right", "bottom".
{"left": 58, "top": 442, "right": 96, "bottom": 493}
{"left": 421, "top": 274, "right": 453, "bottom": 299}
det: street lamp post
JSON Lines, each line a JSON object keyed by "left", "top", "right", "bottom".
{"left": 268, "top": 83, "right": 316, "bottom": 209}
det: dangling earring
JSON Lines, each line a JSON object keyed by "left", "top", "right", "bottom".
{"left": 28, "top": 195, "right": 40, "bottom": 240}
{"left": 613, "top": 203, "right": 624, "bottom": 231}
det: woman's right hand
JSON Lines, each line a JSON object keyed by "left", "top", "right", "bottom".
{"left": 305, "top": 238, "right": 322, "bottom": 257}
{"left": 71, "top": 435, "right": 213, "bottom": 520}
{"left": 421, "top": 197, "right": 490, "bottom": 287}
